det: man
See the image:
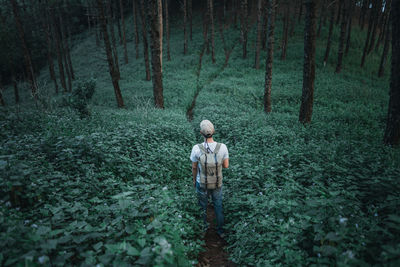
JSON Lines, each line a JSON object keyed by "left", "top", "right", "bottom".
{"left": 190, "top": 120, "right": 229, "bottom": 238}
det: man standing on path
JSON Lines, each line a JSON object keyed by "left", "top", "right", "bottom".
{"left": 190, "top": 120, "right": 229, "bottom": 238}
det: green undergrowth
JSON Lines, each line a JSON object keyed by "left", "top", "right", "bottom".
{"left": 191, "top": 16, "right": 400, "bottom": 266}
{"left": 1, "top": 8, "right": 399, "bottom": 267}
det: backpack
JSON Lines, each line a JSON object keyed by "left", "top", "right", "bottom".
{"left": 198, "top": 143, "right": 223, "bottom": 189}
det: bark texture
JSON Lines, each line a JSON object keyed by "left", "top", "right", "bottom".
{"left": 96, "top": 0, "right": 124, "bottom": 108}
{"left": 208, "top": 0, "right": 216, "bottom": 63}
{"left": 264, "top": 0, "right": 276, "bottom": 113}
{"left": 148, "top": 0, "right": 164, "bottom": 108}
{"left": 164, "top": 0, "right": 171, "bottom": 60}
{"left": 281, "top": 2, "right": 290, "bottom": 60}
{"left": 120, "top": 0, "right": 128, "bottom": 63}
{"left": 299, "top": 0, "right": 316, "bottom": 124}
{"left": 139, "top": 0, "right": 151, "bottom": 81}
{"left": 241, "top": 0, "right": 248, "bottom": 58}
{"left": 323, "top": 3, "right": 335, "bottom": 66}
{"left": 335, "top": 0, "right": 347, "bottom": 73}
{"left": 384, "top": 0, "right": 400, "bottom": 146}
{"left": 255, "top": 0, "right": 263, "bottom": 69}
{"left": 11, "top": 0, "right": 37, "bottom": 98}
{"left": 133, "top": 0, "right": 140, "bottom": 59}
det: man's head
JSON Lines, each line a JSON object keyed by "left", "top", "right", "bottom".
{"left": 200, "top": 120, "right": 215, "bottom": 138}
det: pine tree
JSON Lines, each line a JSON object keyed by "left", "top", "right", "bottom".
{"left": 264, "top": 0, "right": 276, "bottom": 113}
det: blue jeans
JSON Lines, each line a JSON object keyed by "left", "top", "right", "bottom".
{"left": 196, "top": 181, "right": 224, "bottom": 235}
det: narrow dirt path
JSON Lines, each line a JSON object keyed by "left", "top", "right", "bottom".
{"left": 197, "top": 206, "right": 236, "bottom": 267}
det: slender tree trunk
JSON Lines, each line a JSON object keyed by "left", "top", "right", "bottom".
{"left": 255, "top": 0, "right": 263, "bottom": 69}
{"left": 241, "top": 0, "right": 248, "bottom": 58}
{"left": 367, "top": 0, "right": 383, "bottom": 54}
{"left": 164, "top": 0, "right": 171, "bottom": 60}
{"left": 203, "top": 8, "right": 210, "bottom": 54}
{"left": 133, "top": 0, "right": 140, "bottom": 59}
{"left": 336, "top": 0, "right": 342, "bottom": 25}
{"left": 233, "top": 0, "right": 238, "bottom": 28}
{"left": 11, "top": 0, "right": 37, "bottom": 98}
{"left": 262, "top": 1, "right": 268, "bottom": 50}
{"left": 120, "top": 0, "right": 128, "bottom": 63}
{"left": 87, "top": 3, "right": 92, "bottom": 32}
{"left": 107, "top": 0, "right": 120, "bottom": 80}
{"left": 65, "top": 25, "right": 75, "bottom": 80}
{"left": 323, "top": 3, "right": 335, "bottom": 66}
{"left": 345, "top": 0, "right": 355, "bottom": 56}
{"left": 96, "top": 0, "right": 124, "bottom": 108}
{"left": 0, "top": 78, "right": 5, "bottom": 106}
{"left": 384, "top": 0, "right": 400, "bottom": 146}
{"left": 59, "top": 14, "right": 72, "bottom": 92}
{"left": 335, "top": 0, "right": 347, "bottom": 73}
{"left": 378, "top": 9, "right": 391, "bottom": 77}
{"left": 264, "top": 0, "right": 276, "bottom": 113}
{"left": 281, "top": 2, "right": 290, "bottom": 60}
{"left": 148, "top": 0, "right": 164, "bottom": 108}
{"left": 359, "top": 0, "right": 368, "bottom": 29}
{"left": 183, "top": 0, "right": 188, "bottom": 54}
{"left": 361, "top": 1, "right": 375, "bottom": 67}
{"left": 113, "top": 0, "right": 122, "bottom": 45}
{"left": 12, "top": 76, "right": 19, "bottom": 104}
{"left": 298, "top": 0, "right": 303, "bottom": 22}
{"left": 51, "top": 11, "right": 67, "bottom": 92}
{"left": 209, "top": 0, "right": 216, "bottom": 63}
{"left": 299, "top": 0, "right": 316, "bottom": 124}
{"left": 44, "top": 4, "right": 58, "bottom": 93}
{"left": 139, "top": 0, "right": 151, "bottom": 81}
{"left": 188, "top": 0, "right": 193, "bottom": 40}
{"left": 317, "top": 0, "right": 326, "bottom": 37}
{"left": 95, "top": 8, "right": 100, "bottom": 46}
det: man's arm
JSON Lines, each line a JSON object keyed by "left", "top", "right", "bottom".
{"left": 192, "top": 162, "right": 198, "bottom": 187}
{"left": 223, "top": 158, "right": 229, "bottom": 168}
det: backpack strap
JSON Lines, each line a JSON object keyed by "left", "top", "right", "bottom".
{"left": 214, "top": 153, "right": 219, "bottom": 188}
{"left": 198, "top": 144, "right": 208, "bottom": 187}
{"left": 198, "top": 144, "right": 206, "bottom": 153}
{"left": 214, "top": 143, "right": 222, "bottom": 155}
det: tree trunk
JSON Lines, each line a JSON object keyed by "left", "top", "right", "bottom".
{"left": 133, "top": 0, "right": 140, "bottom": 59}
{"left": 164, "top": 0, "right": 171, "bottom": 60}
{"left": 113, "top": 0, "right": 122, "bottom": 44}
{"left": 209, "top": 0, "right": 216, "bottom": 63}
{"left": 361, "top": 1, "right": 375, "bottom": 67}
{"left": 51, "top": 11, "right": 67, "bottom": 92}
{"left": 188, "top": 0, "right": 193, "bottom": 40}
{"left": 183, "top": 0, "right": 188, "bottom": 54}
{"left": 107, "top": 0, "right": 121, "bottom": 79}
{"left": 378, "top": 9, "right": 391, "bottom": 77}
{"left": 96, "top": 0, "right": 124, "bottom": 108}
{"left": 323, "top": 2, "right": 335, "bottom": 66}
{"left": 384, "top": 0, "right": 400, "bottom": 146}
{"left": 281, "top": 2, "right": 290, "bottom": 60}
{"left": 367, "top": 0, "right": 383, "bottom": 54}
{"left": 203, "top": 7, "right": 210, "bottom": 54}
{"left": 0, "top": 78, "right": 5, "bottom": 106}
{"left": 336, "top": 0, "right": 342, "bottom": 25}
{"left": 44, "top": 4, "right": 58, "bottom": 93}
{"left": 317, "top": 0, "right": 326, "bottom": 37}
{"left": 359, "top": 0, "right": 368, "bottom": 29}
{"left": 120, "top": 0, "right": 128, "bottom": 64}
{"left": 66, "top": 25, "right": 75, "bottom": 80}
{"left": 139, "top": 0, "right": 151, "bottom": 80}
{"left": 11, "top": 0, "right": 37, "bottom": 98}
{"left": 255, "top": 0, "right": 263, "bottom": 69}
{"left": 264, "top": 0, "right": 276, "bottom": 113}
{"left": 298, "top": 0, "right": 303, "bottom": 22}
{"left": 59, "top": 14, "right": 72, "bottom": 92}
{"left": 241, "top": 0, "right": 248, "bottom": 58}
{"left": 345, "top": 0, "right": 355, "bottom": 56}
{"left": 148, "top": 0, "right": 164, "bottom": 108}
{"left": 335, "top": 0, "right": 347, "bottom": 73}
{"left": 262, "top": 1, "right": 268, "bottom": 50}
{"left": 299, "top": 0, "right": 316, "bottom": 124}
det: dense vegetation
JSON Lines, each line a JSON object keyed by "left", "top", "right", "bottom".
{"left": 1, "top": 2, "right": 400, "bottom": 267}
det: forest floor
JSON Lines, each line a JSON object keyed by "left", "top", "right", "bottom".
{"left": 1, "top": 10, "right": 400, "bottom": 267}
{"left": 197, "top": 206, "right": 236, "bottom": 267}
